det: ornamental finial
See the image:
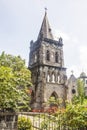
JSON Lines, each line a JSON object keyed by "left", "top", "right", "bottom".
{"left": 71, "top": 70, "right": 74, "bottom": 75}
{"left": 44, "top": 7, "right": 47, "bottom": 14}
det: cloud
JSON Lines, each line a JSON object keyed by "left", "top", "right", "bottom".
{"left": 53, "top": 29, "right": 79, "bottom": 45}
{"left": 53, "top": 29, "right": 70, "bottom": 41}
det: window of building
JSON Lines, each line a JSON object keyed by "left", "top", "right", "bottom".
{"left": 57, "top": 75, "right": 60, "bottom": 83}
{"left": 47, "top": 74, "right": 50, "bottom": 82}
{"left": 46, "top": 50, "right": 50, "bottom": 61}
{"left": 52, "top": 73, "right": 55, "bottom": 83}
{"left": 34, "top": 54, "right": 37, "bottom": 62}
{"left": 55, "top": 52, "right": 58, "bottom": 63}
{"left": 85, "top": 80, "right": 87, "bottom": 84}
{"left": 72, "top": 89, "right": 76, "bottom": 94}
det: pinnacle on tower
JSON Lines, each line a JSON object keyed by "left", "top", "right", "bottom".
{"left": 38, "top": 10, "right": 54, "bottom": 40}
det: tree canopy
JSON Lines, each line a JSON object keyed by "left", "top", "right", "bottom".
{"left": 0, "top": 52, "right": 32, "bottom": 111}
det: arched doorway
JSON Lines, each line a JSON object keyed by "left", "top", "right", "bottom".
{"left": 49, "top": 91, "right": 58, "bottom": 107}
{"left": 51, "top": 91, "right": 58, "bottom": 99}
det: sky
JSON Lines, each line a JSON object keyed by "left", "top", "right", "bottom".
{"left": 0, "top": 0, "right": 87, "bottom": 78}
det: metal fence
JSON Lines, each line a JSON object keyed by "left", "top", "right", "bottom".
{"left": 18, "top": 112, "right": 87, "bottom": 130}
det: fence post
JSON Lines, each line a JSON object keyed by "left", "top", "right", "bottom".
{"left": 39, "top": 111, "right": 40, "bottom": 129}
{"left": 49, "top": 112, "right": 50, "bottom": 130}
{"left": 33, "top": 114, "right": 34, "bottom": 130}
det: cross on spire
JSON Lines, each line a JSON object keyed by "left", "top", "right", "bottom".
{"left": 44, "top": 7, "right": 47, "bottom": 14}
{"left": 45, "top": 7, "right": 47, "bottom": 11}
{"left": 71, "top": 70, "right": 74, "bottom": 75}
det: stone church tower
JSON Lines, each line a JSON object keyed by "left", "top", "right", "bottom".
{"left": 29, "top": 11, "right": 67, "bottom": 109}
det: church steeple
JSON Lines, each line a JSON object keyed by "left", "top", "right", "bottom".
{"left": 38, "top": 10, "right": 54, "bottom": 40}
{"left": 29, "top": 11, "right": 67, "bottom": 110}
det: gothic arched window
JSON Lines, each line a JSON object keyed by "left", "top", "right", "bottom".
{"left": 52, "top": 73, "right": 55, "bottom": 83}
{"left": 55, "top": 52, "right": 58, "bottom": 63}
{"left": 47, "top": 74, "right": 50, "bottom": 82}
{"left": 46, "top": 50, "right": 50, "bottom": 61}
{"left": 34, "top": 54, "right": 37, "bottom": 62}
{"left": 57, "top": 75, "right": 60, "bottom": 83}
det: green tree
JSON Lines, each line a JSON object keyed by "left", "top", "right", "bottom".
{"left": 62, "top": 103, "right": 87, "bottom": 129}
{"left": 0, "top": 51, "right": 25, "bottom": 71}
{"left": 48, "top": 97, "right": 63, "bottom": 108}
{"left": 0, "top": 52, "right": 32, "bottom": 112}
{"left": 77, "top": 79, "right": 85, "bottom": 105}
{"left": 72, "top": 79, "right": 85, "bottom": 105}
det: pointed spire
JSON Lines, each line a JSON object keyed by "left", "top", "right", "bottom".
{"left": 38, "top": 10, "right": 54, "bottom": 40}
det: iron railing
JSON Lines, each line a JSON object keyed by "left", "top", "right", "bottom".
{"left": 18, "top": 112, "right": 87, "bottom": 130}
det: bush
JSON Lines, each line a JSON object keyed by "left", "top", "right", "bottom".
{"left": 18, "top": 116, "right": 32, "bottom": 130}
{"left": 41, "top": 120, "right": 49, "bottom": 130}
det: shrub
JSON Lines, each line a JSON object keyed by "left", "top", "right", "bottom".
{"left": 41, "top": 120, "right": 49, "bottom": 130}
{"left": 18, "top": 116, "right": 32, "bottom": 130}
